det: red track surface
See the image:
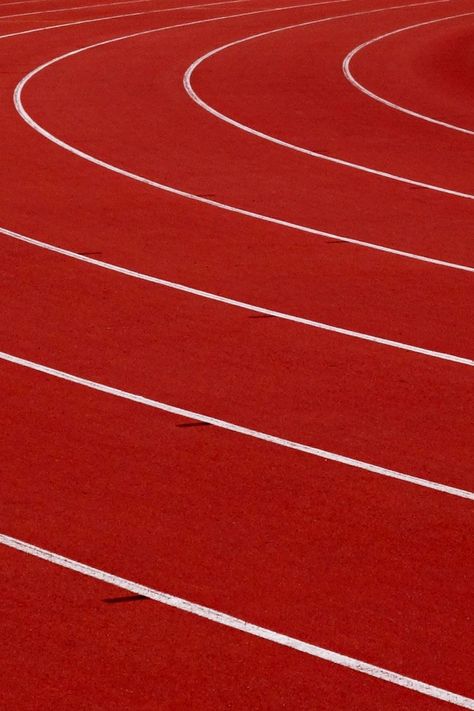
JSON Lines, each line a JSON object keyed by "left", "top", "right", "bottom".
{"left": 0, "top": 0, "right": 473, "bottom": 707}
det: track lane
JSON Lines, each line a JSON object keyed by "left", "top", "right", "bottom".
{"left": 185, "top": 3, "right": 474, "bottom": 195}
{"left": 343, "top": 13, "right": 474, "bottom": 134}
{"left": 0, "top": 0, "right": 472, "bottom": 358}
{"left": 0, "top": 0, "right": 471, "bottom": 488}
{"left": 1, "top": 0, "right": 469, "bottom": 708}
{"left": 12, "top": 0, "right": 473, "bottom": 264}
{"left": 0, "top": 0, "right": 154, "bottom": 10}
{"left": 2, "top": 224, "right": 472, "bottom": 367}
{"left": 1, "top": 359, "right": 473, "bottom": 700}
{"left": 13, "top": 1, "right": 474, "bottom": 264}
{"left": 1, "top": 236, "right": 473, "bottom": 491}
{"left": 1, "top": 544, "right": 465, "bottom": 710}
{"left": 0, "top": 0, "right": 343, "bottom": 38}
{"left": 0, "top": 0, "right": 159, "bottom": 21}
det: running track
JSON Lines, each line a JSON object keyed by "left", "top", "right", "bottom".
{"left": 0, "top": 0, "right": 473, "bottom": 707}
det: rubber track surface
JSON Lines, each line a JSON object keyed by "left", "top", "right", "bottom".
{"left": 0, "top": 0, "right": 472, "bottom": 707}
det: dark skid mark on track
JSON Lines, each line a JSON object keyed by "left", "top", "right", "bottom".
{"left": 78, "top": 251, "right": 103, "bottom": 256}
{"left": 104, "top": 594, "right": 149, "bottom": 604}
{"left": 248, "top": 314, "right": 275, "bottom": 318}
{"left": 177, "top": 421, "right": 212, "bottom": 428}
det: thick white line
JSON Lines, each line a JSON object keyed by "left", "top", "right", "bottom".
{"left": 343, "top": 12, "right": 474, "bottom": 135}
{"left": 1, "top": 533, "right": 473, "bottom": 709}
{"left": 0, "top": 348, "right": 473, "bottom": 499}
{"left": 0, "top": 0, "right": 154, "bottom": 21}
{"left": 2, "top": 225, "right": 473, "bottom": 365}
{"left": 12, "top": 0, "right": 474, "bottom": 273}
{"left": 183, "top": 3, "right": 474, "bottom": 200}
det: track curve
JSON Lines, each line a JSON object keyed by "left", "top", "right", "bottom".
{"left": 1, "top": 0, "right": 473, "bottom": 707}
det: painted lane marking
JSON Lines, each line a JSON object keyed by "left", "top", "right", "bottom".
{"left": 1, "top": 225, "right": 473, "bottom": 365}
{"left": 183, "top": 5, "right": 474, "bottom": 199}
{"left": 0, "top": 348, "right": 473, "bottom": 500}
{"left": 0, "top": 0, "right": 68, "bottom": 6}
{"left": 343, "top": 12, "right": 474, "bottom": 135}
{"left": 0, "top": 0, "right": 104, "bottom": 6}
{"left": 0, "top": 0, "right": 155, "bottom": 21}
{"left": 0, "top": 0, "right": 351, "bottom": 42}
{"left": 1, "top": 534, "right": 473, "bottom": 708}
{"left": 12, "top": 1, "right": 474, "bottom": 273}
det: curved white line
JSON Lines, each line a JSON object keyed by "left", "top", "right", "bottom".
{"left": 3, "top": 0, "right": 473, "bottom": 511}
{"left": 0, "top": 0, "right": 271, "bottom": 43}
{"left": 0, "top": 0, "right": 70, "bottom": 6}
{"left": 13, "top": 2, "right": 474, "bottom": 273}
{"left": 183, "top": 6, "right": 474, "bottom": 200}
{"left": 3, "top": 225, "right": 472, "bottom": 365}
{"left": 4, "top": 9, "right": 472, "bottom": 681}
{"left": 1, "top": 348, "right": 473, "bottom": 500}
{"left": 3, "top": 534, "right": 474, "bottom": 709}
{"left": 3, "top": 0, "right": 107, "bottom": 6}
{"left": 0, "top": 0, "right": 154, "bottom": 21}
{"left": 343, "top": 13, "right": 474, "bottom": 135}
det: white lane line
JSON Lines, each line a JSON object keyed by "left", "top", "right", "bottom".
{"left": 4, "top": 13, "right": 472, "bottom": 700}
{"left": 1, "top": 533, "right": 474, "bottom": 709}
{"left": 2, "top": 225, "right": 473, "bottom": 366}
{"left": 0, "top": 0, "right": 67, "bottom": 6}
{"left": 0, "top": 0, "right": 154, "bottom": 21}
{"left": 1, "top": 0, "right": 112, "bottom": 6}
{"left": 1, "top": 348, "right": 473, "bottom": 499}
{"left": 183, "top": 3, "right": 474, "bottom": 200}
{"left": 343, "top": 12, "right": 474, "bottom": 135}
{"left": 0, "top": 0, "right": 353, "bottom": 42}
{"left": 12, "top": 1, "right": 474, "bottom": 273}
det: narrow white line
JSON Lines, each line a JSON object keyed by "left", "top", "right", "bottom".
{"left": 2, "top": 225, "right": 473, "bottom": 365}
{"left": 1, "top": 533, "right": 473, "bottom": 708}
{"left": 3, "top": 12, "right": 472, "bottom": 703}
{"left": 0, "top": 348, "right": 473, "bottom": 499}
{"left": 0, "top": 0, "right": 351, "bottom": 42}
{"left": 0, "top": 0, "right": 154, "bottom": 21}
{"left": 12, "top": 0, "right": 474, "bottom": 273}
{"left": 183, "top": 3, "right": 474, "bottom": 200}
{"left": 343, "top": 12, "right": 474, "bottom": 135}
{"left": 0, "top": 0, "right": 106, "bottom": 6}
{"left": 0, "top": 0, "right": 65, "bottom": 6}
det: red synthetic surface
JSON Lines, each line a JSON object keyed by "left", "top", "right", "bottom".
{"left": 0, "top": 0, "right": 473, "bottom": 708}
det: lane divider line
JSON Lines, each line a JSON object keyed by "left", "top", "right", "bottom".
{"left": 3, "top": 4, "right": 472, "bottom": 702}
{"left": 343, "top": 12, "right": 474, "bottom": 135}
{"left": 1, "top": 225, "right": 473, "bottom": 366}
{"left": 0, "top": 0, "right": 102, "bottom": 6}
{"left": 0, "top": 0, "right": 156, "bottom": 21}
{"left": 14, "top": 0, "right": 474, "bottom": 273}
{"left": 183, "top": 5, "right": 474, "bottom": 199}
{"left": 0, "top": 0, "right": 352, "bottom": 42}
{"left": 1, "top": 533, "right": 473, "bottom": 709}
{"left": 0, "top": 348, "right": 473, "bottom": 500}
